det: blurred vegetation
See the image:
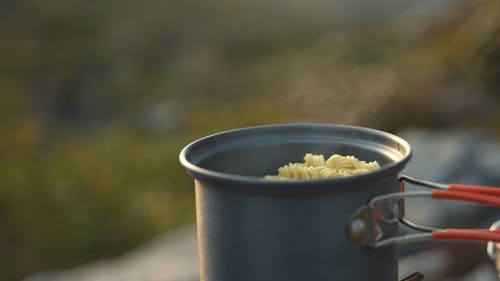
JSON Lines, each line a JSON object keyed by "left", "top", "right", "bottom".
{"left": 0, "top": 0, "right": 499, "bottom": 280}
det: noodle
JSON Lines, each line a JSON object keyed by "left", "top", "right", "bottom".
{"left": 264, "top": 153, "right": 381, "bottom": 180}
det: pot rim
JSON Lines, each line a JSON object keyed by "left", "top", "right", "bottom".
{"left": 179, "top": 123, "right": 412, "bottom": 186}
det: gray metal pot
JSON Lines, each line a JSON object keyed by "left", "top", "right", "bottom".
{"left": 179, "top": 124, "right": 412, "bottom": 281}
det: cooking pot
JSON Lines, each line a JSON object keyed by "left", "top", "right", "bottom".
{"left": 179, "top": 124, "right": 500, "bottom": 281}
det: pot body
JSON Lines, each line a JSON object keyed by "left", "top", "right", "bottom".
{"left": 180, "top": 124, "right": 412, "bottom": 281}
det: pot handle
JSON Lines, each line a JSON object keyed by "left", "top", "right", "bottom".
{"left": 400, "top": 175, "right": 500, "bottom": 196}
{"left": 347, "top": 175, "right": 500, "bottom": 280}
{"left": 449, "top": 184, "right": 500, "bottom": 196}
{"left": 347, "top": 175, "right": 500, "bottom": 248}
{"left": 432, "top": 229, "right": 500, "bottom": 242}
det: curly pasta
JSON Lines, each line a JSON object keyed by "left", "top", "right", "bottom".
{"left": 304, "top": 153, "right": 326, "bottom": 167}
{"left": 264, "top": 153, "right": 381, "bottom": 180}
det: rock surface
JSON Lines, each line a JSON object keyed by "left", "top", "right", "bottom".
{"left": 24, "top": 226, "right": 199, "bottom": 281}
{"left": 24, "top": 128, "right": 500, "bottom": 281}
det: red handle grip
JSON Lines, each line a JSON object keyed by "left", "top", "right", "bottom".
{"left": 433, "top": 229, "right": 500, "bottom": 243}
{"left": 449, "top": 184, "right": 500, "bottom": 196}
{"left": 432, "top": 190, "right": 500, "bottom": 208}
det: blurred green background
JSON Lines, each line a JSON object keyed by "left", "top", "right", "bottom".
{"left": 0, "top": 0, "right": 499, "bottom": 280}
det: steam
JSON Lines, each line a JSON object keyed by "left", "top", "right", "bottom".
{"left": 279, "top": 47, "right": 398, "bottom": 128}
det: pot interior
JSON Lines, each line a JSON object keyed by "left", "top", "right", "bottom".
{"left": 181, "top": 124, "right": 412, "bottom": 179}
